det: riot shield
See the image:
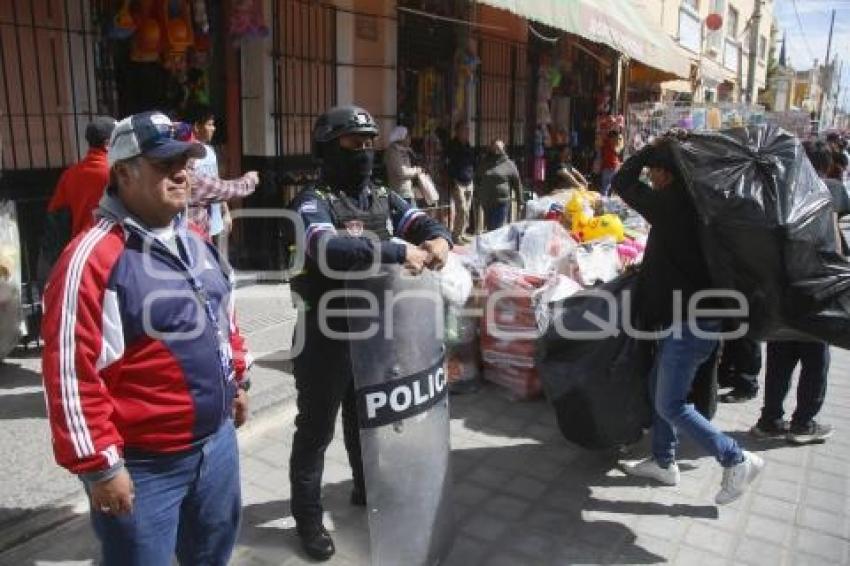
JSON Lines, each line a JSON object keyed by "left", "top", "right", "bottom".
{"left": 345, "top": 265, "right": 454, "bottom": 566}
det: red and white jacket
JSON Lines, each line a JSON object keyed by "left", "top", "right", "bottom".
{"left": 41, "top": 192, "right": 251, "bottom": 481}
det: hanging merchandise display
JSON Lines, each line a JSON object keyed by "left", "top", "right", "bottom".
{"left": 229, "top": 0, "right": 269, "bottom": 44}
{"left": 110, "top": 0, "right": 214, "bottom": 114}
{"left": 452, "top": 38, "right": 480, "bottom": 124}
{"left": 130, "top": 0, "right": 163, "bottom": 63}
{"left": 625, "top": 102, "right": 766, "bottom": 155}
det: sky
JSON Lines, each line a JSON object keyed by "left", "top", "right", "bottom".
{"left": 773, "top": 0, "right": 850, "bottom": 111}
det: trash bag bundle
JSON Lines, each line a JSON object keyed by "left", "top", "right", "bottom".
{"left": 669, "top": 125, "right": 850, "bottom": 347}
{"left": 537, "top": 273, "right": 653, "bottom": 449}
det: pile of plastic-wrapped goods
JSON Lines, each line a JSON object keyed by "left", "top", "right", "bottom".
{"left": 439, "top": 190, "right": 650, "bottom": 400}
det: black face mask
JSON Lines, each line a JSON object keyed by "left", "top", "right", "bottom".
{"left": 322, "top": 143, "right": 375, "bottom": 193}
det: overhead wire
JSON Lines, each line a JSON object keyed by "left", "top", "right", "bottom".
{"left": 790, "top": 0, "right": 817, "bottom": 62}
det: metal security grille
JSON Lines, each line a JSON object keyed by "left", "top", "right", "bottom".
{"left": 477, "top": 34, "right": 527, "bottom": 173}
{"left": 0, "top": 0, "right": 115, "bottom": 171}
{"left": 272, "top": 0, "right": 337, "bottom": 165}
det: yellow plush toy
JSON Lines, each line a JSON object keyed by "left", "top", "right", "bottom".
{"left": 566, "top": 192, "right": 625, "bottom": 242}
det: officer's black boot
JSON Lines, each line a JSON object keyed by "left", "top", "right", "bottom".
{"left": 297, "top": 521, "right": 335, "bottom": 561}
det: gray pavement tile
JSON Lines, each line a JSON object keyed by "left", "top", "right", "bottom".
{"left": 732, "top": 537, "right": 789, "bottom": 566}
{"left": 763, "top": 461, "right": 807, "bottom": 484}
{"left": 612, "top": 533, "right": 674, "bottom": 564}
{"left": 806, "top": 471, "right": 847, "bottom": 496}
{"left": 756, "top": 478, "right": 804, "bottom": 504}
{"left": 454, "top": 481, "right": 492, "bottom": 507}
{"left": 673, "top": 545, "right": 729, "bottom": 566}
{"left": 748, "top": 496, "right": 799, "bottom": 524}
{"left": 809, "top": 454, "right": 850, "bottom": 477}
{"left": 793, "top": 528, "right": 847, "bottom": 563}
{"left": 743, "top": 513, "right": 792, "bottom": 546}
{"left": 444, "top": 537, "right": 488, "bottom": 566}
{"left": 683, "top": 523, "right": 735, "bottom": 556}
{"left": 634, "top": 514, "right": 691, "bottom": 541}
{"left": 502, "top": 475, "right": 549, "bottom": 502}
{"left": 483, "top": 495, "right": 532, "bottom": 519}
{"left": 467, "top": 465, "right": 516, "bottom": 490}
{"left": 796, "top": 506, "right": 846, "bottom": 539}
{"left": 788, "top": 551, "right": 844, "bottom": 566}
{"left": 460, "top": 513, "right": 512, "bottom": 542}
{"left": 804, "top": 487, "right": 848, "bottom": 517}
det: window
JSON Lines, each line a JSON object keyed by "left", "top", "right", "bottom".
{"left": 724, "top": 38, "right": 739, "bottom": 72}
{"left": 679, "top": 8, "right": 702, "bottom": 53}
{"left": 683, "top": 0, "right": 699, "bottom": 10}
{"left": 706, "top": 0, "right": 726, "bottom": 54}
{"left": 759, "top": 35, "right": 767, "bottom": 61}
{"left": 727, "top": 7, "right": 739, "bottom": 39}
{"left": 710, "top": 0, "right": 725, "bottom": 13}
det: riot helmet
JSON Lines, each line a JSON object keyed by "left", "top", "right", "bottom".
{"left": 312, "top": 105, "right": 379, "bottom": 159}
{"left": 313, "top": 105, "right": 379, "bottom": 193}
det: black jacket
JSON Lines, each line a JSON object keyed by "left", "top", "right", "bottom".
{"left": 446, "top": 138, "right": 475, "bottom": 184}
{"left": 611, "top": 146, "right": 716, "bottom": 329}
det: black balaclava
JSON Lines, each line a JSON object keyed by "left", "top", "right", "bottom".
{"left": 321, "top": 140, "right": 375, "bottom": 195}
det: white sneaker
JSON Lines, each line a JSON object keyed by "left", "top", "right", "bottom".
{"left": 622, "top": 457, "right": 680, "bottom": 486}
{"left": 715, "top": 450, "right": 764, "bottom": 505}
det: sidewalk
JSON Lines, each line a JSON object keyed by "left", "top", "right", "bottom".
{"left": 2, "top": 347, "right": 850, "bottom": 565}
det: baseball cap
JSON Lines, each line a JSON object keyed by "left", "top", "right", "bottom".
{"left": 108, "top": 111, "right": 205, "bottom": 167}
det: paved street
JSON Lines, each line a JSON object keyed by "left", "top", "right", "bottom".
{"left": 2, "top": 283, "right": 850, "bottom": 565}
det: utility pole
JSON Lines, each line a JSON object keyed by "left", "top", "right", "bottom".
{"left": 746, "top": 0, "right": 762, "bottom": 104}
{"left": 817, "top": 9, "right": 836, "bottom": 126}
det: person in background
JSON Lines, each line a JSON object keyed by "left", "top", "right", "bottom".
{"left": 176, "top": 107, "right": 260, "bottom": 240}
{"left": 475, "top": 139, "right": 522, "bottom": 231}
{"left": 39, "top": 117, "right": 118, "bottom": 281}
{"left": 47, "top": 117, "right": 117, "bottom": 238}
{"left": 613, "top": 135, "right": 763, "bottom": 504}
{"left": 551, "top": 144, "right": 588, "bottom": 190}
{"left": 829, "top": 150, "right": 848, "bottom": 183}
{"left": 384, "top": 125, "right": 422, "bottom": 205}
{"left": 751, "top": 140, "right": 845, "bottom": 444}
{"left": 600, "top": 129, "right": 624, "bottom": 195}
{"left": 717, "top": 337, "right": 762, "bottom": 403}
{"left": 446, "top": 120, "right": 476, "bottom": 242}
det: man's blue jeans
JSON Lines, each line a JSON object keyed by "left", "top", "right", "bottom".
{"left": 650, "top": 320, "right": 743, "bottom": 468}
{"left": 88, "top": 420, "right": 241, "bottom": 566}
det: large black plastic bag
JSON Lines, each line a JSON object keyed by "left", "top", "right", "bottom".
{"left": 537, "top": 273, "right": 653, "bottom": 449}
{"left": 669, "top": 126, "right": 850, "bottom": 347}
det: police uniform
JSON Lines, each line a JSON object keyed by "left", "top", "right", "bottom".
{"left": 287, "top": 106, "right": 451, "bottom": 560}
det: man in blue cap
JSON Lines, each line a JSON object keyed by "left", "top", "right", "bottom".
{"left": 41, "top": 111, "right": 253, "bottom": 566}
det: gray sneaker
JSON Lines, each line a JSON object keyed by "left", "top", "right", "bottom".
{"left": 750, "top": 419, "right": 790, "bottom": 439}
{"left": 716, "top": 451, "right": 764, "bottom": 505}
{"left": 787, "top": 421, "right": 833, "bottom": 445}
{"left": 622, "top": 457, "right": 680, "bottom": 486}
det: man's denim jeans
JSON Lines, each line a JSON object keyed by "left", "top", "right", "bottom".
{"left": 89, "top": 420, "right": 241, "bottom": 566}
{"left": 650, "top": 320, "right": 744, "bottom": 468}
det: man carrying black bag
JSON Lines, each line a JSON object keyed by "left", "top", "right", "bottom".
{"left": 750, "top": 140, "right": 843, "bottom": 444}
{"left": 612, "top": 135, "right": 764, "bottom": 505}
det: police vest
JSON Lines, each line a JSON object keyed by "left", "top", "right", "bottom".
{"left": 292, "top": 185, "right": 394, "bottom": 311}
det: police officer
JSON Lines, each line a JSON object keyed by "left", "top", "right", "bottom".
{"left": 288, "top": 106, "right": 452, "bottom": 560}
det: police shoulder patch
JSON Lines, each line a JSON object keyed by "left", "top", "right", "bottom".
{"left": 298, "top": 200, "right": 319, "bottom": 214}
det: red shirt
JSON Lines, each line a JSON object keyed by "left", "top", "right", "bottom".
{"left": 48, "top": 147, "right": 110, "bottom": 237}
{"left": 601, "top": 138, "right": 622, "bottom": 170}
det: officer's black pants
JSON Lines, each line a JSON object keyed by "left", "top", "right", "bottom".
{"left": 289, "top": 319, "right": 365, "bottom": 526}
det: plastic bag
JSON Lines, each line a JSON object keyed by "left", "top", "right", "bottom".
{"left": 414, "top": 172, "right": 439, "bottom": 206}
{"left": 518, "top": 220, "right": 576, "bottom": 275}
{"left": 480, "top": 263, "right": 548, "bottom": 400}
{"left": 572, "top": 239, "right": 620, "bottom": 286}
{"left": 439, "top": 252, "right": 473, "bottom": 307}
{"left": 537, "top": 273, "right": 652, "bottom": 449}
{"left": 0, "top": 200, "right": 22, "bottom": 359}
{"left": 668, "top": 125, "right": 850, "bottom": 346}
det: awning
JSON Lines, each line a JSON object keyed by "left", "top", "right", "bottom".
{"left": 477, "top": 0, "right": 692, "bottom": 80}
